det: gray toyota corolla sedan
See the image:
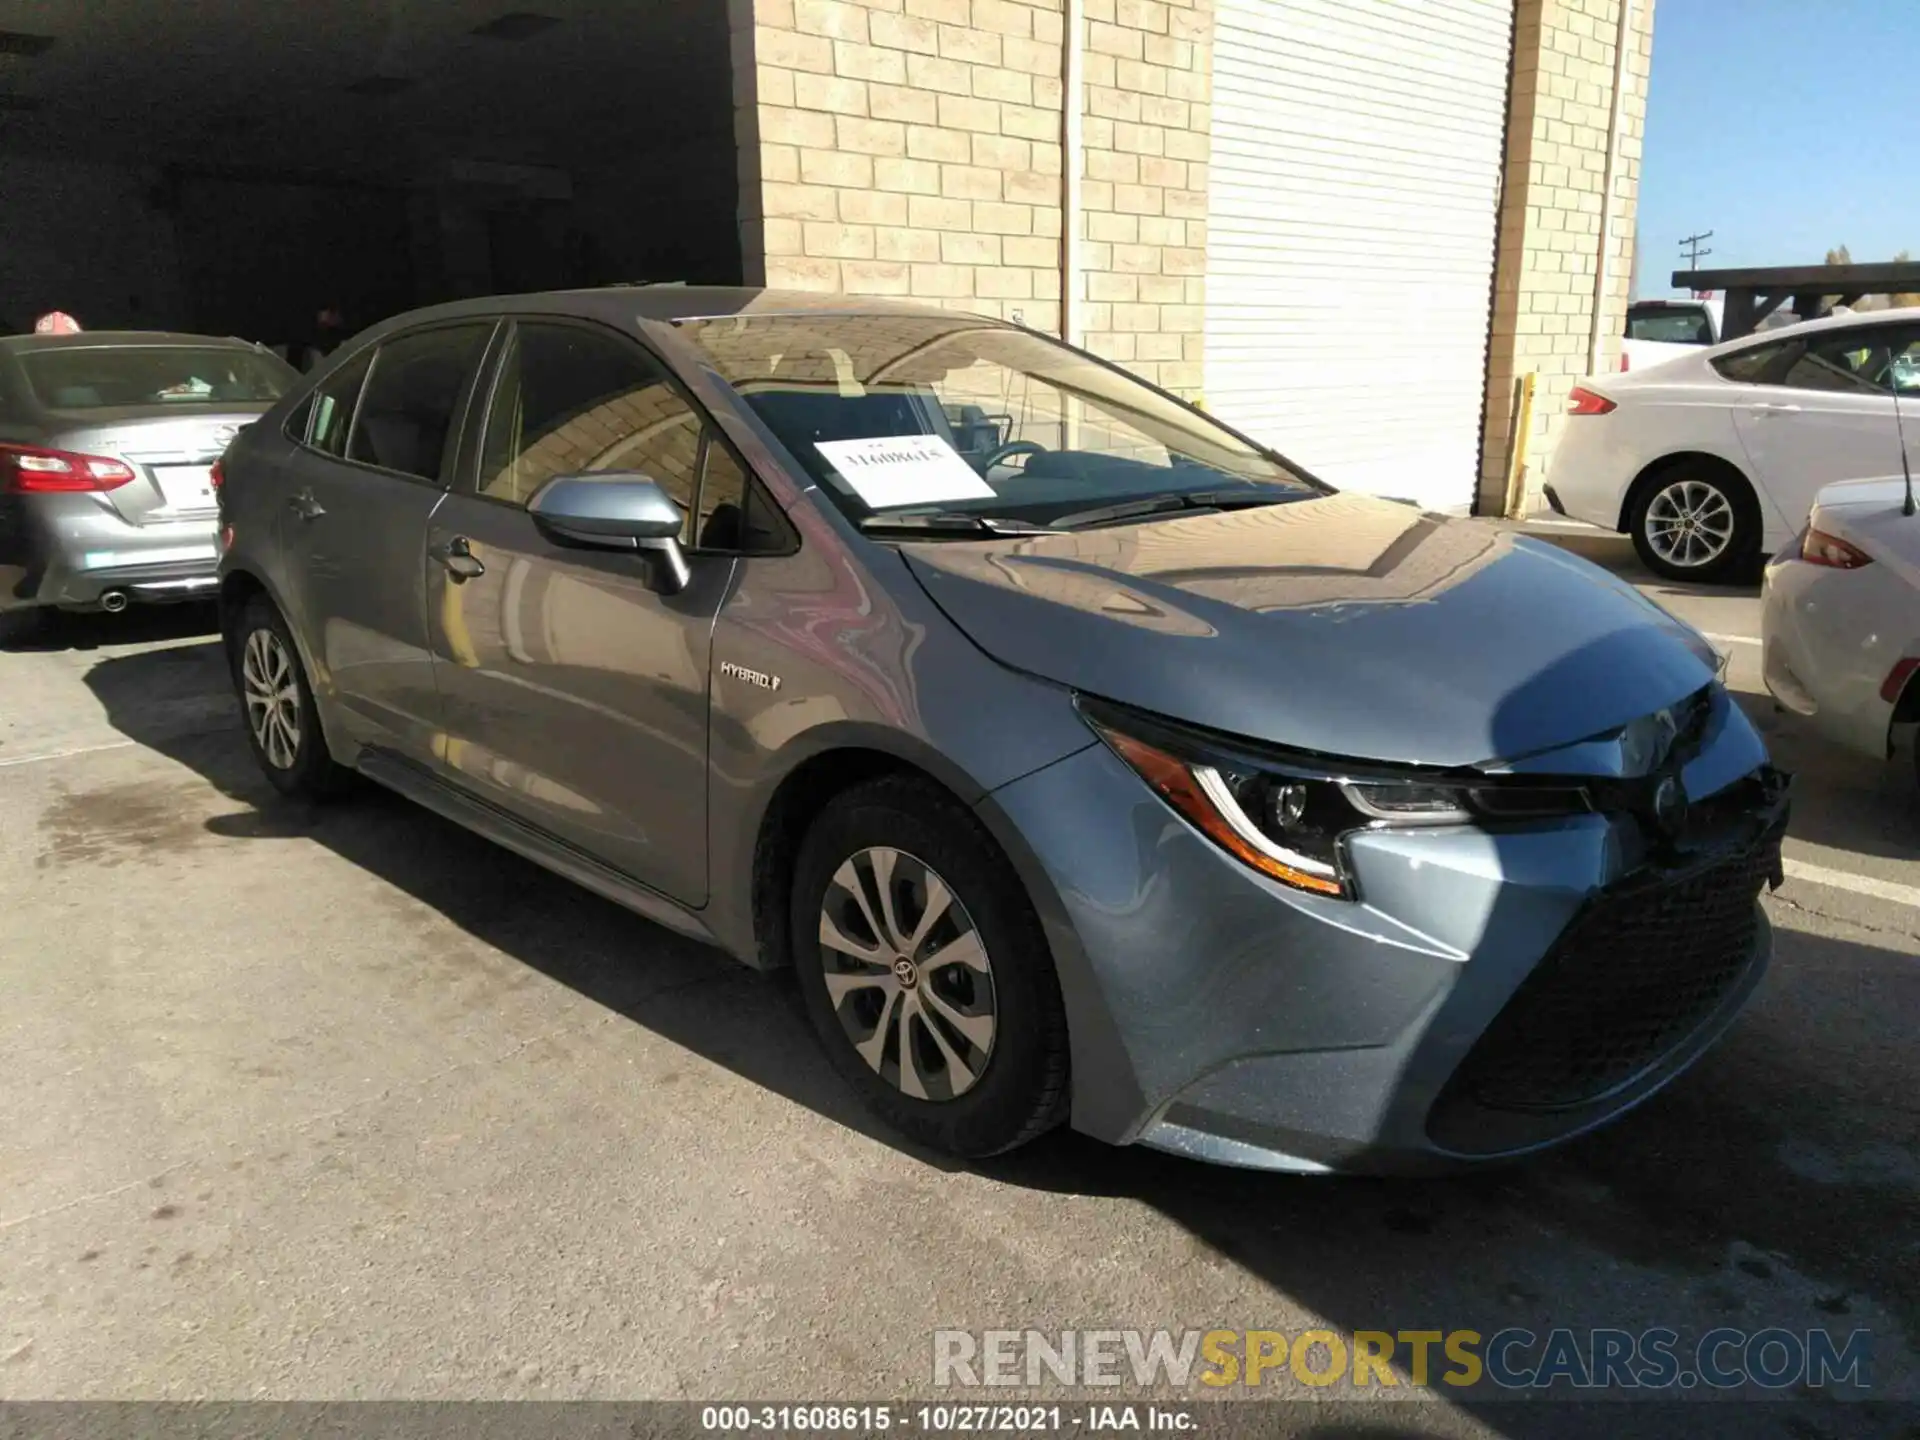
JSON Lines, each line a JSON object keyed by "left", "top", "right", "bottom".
{"left": 216, "top": 287, "right": 1786, "bottom": 1173}
{"left": 1, "top": 331, "right": 298, "bottom": 615}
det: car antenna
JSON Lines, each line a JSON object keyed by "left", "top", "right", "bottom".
{"left": 1895, "top": 357, "right": 1918, "bottom": 516}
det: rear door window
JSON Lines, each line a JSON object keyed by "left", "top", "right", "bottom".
{"left": 346, "top": 325, "right": 493, "bottom": 483}
{"left": 1711, "top": 341, "right": 1792, "bottom": 384}
{"left": 305, "top": 350, "right": 374, "bottom": 457}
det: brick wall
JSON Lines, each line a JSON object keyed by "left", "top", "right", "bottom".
{"left": 730, "top": 0, "right": 1215, "bottom": 399}
{"left": 729, "top": 0, "right": 1646, "bottom": 455}
{"left": 733, "top": 0, "right": 1067, "bottom": 332}
{"left": 1479, "top": 0, "right": 1655, "bottom": 513}
{"left": 1073, "top": 0, "right": 1212, "bottom": 396}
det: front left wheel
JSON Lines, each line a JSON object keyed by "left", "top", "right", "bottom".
{"left": 790, "top": 776, "right": 1069, "bottom": 1158}
{"left": 233, "top": 595, "right": 353, "bottom": 799}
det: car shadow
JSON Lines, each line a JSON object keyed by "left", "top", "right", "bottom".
{"left": 1523, "top": 526, "right": 1764, "bottom": 595}
{"left": 0, "top": 601, "right": 219, "bottom": 653}
{"left": 82, "top": 637, "right": 951, "bottom": 1171}
{"left": 79, "top": 640, "right": 1919, "bottom": 1432}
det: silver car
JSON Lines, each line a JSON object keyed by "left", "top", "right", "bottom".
{"left": 217, "top": 289, "right": 1787, "bottom": 1173}
{"left": 0, "top": 331, "right": 298, "bottom": 616}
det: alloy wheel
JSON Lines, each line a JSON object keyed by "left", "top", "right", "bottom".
{"left": 1644, "top": 478, "right": 1735, "bottom": 569}
{"left": 241, "top": 628, "right": 303, "bottom": 770}
{"left": 817, "top": 846, "right": 997, "bottom": 1102}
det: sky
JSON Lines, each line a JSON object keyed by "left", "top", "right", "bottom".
{"left": 1634, "top": 0, "right": 1916, "bottom": 298}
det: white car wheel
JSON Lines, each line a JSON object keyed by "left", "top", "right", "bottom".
{"left": 1630, "top": 469, "right": 1756, "bottom": 583}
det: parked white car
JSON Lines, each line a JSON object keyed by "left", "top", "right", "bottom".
{"left": 1622, "top": 297, "right": 1721, "bottom": 372}
{"left": 1762, "top": 475, "right": 1920, "bottom": 776}
{"left": 1545, "top": 307, "right": 1920, "bottom": 582}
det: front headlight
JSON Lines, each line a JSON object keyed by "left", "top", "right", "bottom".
{"left": 1082, "top": 700, "right": 1590, "bottom": 900}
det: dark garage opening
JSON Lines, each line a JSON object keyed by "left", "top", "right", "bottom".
{"left": 0, "top": 1, "right": 741, "bottom": 352}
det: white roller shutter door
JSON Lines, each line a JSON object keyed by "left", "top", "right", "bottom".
{"left": 1204, "top": 0, "right": 1513, "bottom": 512}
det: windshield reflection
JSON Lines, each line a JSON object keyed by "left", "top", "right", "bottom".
{"left": 677, "top": 314, "right": 1316, "bottom": 527}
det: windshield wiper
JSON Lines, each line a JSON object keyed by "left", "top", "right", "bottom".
{"left": 856, "top": 511, "right": 1057, "bottom": 538}
{"left": 1049, "top": 486, "right": 1304, "bottom": 531}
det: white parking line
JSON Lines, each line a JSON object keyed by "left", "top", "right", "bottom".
{"left": 1705, "top": 633, "right": 1761, "bottom": 647}
{"left": 1783, "top": 857, "right": 1920, "bottom": 911}
{"left": 0, "top": 740, "right": 136, "bottom": 770}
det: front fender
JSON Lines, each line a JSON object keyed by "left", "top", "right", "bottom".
{"left": 701, "top": 543, "right": 1095, "bottom": 966}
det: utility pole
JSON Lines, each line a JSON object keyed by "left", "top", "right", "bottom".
{"left": 1679, "top": 230, "right": 1714, "bottom": 270}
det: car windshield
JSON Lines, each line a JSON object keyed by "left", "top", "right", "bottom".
{"left": 19, "top": 345, "right": 296, "bottom": 410}
{"left": 1626, "top": 307, "right": 1713, "bottom": 345}
{"left": 676, "top": 313, "right": 1317, "bottom": 527}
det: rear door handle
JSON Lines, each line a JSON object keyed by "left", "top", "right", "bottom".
{"left": 1750, "top": 401, "right": 1802, "bottom": 415}
{"left": 286, "top": 488, "right": 326, "bottom": 520}
{"left": 434, "top": 536, "right": 485, "bottom": 582}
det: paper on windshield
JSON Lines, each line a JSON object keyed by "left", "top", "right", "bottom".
{"left": 815, "top": 435, "right": 995, "bottom": 510}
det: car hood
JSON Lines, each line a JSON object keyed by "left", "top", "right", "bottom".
{"left": 900, "top": 493, "right": 1721, "bottom": 768}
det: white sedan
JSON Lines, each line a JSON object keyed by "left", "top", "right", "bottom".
{"left": 1762, "top": 475, "right": 1920, "bottom": 777}
{"left": 1545, "top": 308, "right": 1920, "bottom": 582}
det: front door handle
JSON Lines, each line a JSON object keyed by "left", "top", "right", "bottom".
{"left": 286, "top": 488, "right": 326, "bottom": 520}
{"left": 434, "top": 536, "right": 486, "bottom": 582}
{"left": 1750, "top": 401, "right": 1802, "bottom": 415}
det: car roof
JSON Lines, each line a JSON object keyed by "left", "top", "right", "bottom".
{"left": 0, "top": 330, "right": 267, "bottom": 354}
{"left": 1721, "top": 304, "right": 1918, "bottom": 347}
{"left": 354, "top": 286, "right": 1006, "bottom": 336}
{"left": 1607, "top": 299, "right": 1917, "bottom": 388}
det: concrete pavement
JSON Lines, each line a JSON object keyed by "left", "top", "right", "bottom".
{"left": 0, "top": 536, "right": 1915, "bottom": 1434}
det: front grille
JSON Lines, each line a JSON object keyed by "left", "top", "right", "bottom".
{"left": 1445, "top": 818, "right": 1783, "bottom": 1113}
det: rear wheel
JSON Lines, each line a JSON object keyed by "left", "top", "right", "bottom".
{"left": 790, "top": 776, "right": 1069, "bottom": 1158}
{"left": 234, "top": 595, "right": 352, "bottom": 799}
{"left": 1628, "top": 466, "right": 1759, "bottom": 584}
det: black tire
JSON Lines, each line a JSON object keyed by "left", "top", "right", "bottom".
{"left": 1627, "top": 464, "right": 1760, "bottom": 584}
{"left": 232, "top": 594, "right": 353, "bottom": 800}
{"left": 790, "top": 775, "right": 1069, "bottom": 1158}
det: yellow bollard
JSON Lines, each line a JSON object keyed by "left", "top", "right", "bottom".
{"left": 1503, "top": 373, "right": 1539, "bottom": 519}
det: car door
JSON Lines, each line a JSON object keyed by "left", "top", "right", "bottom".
{"left": 1731, "top": 322, "right": 1920, "bottom": 531}
{"left": 422, "top": 318, "right": 746, "bottom": 907}
{"left": 277, "top": 322, "right": 495, "bottom": 762}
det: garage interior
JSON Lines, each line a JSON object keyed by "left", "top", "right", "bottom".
{"left": 0, "top": 0, "right": 742, "bottom": 351}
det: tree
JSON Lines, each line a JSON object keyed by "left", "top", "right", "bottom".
{"left": 1825, "top": 245, "right": 1853, "bottom": 266}
{"left": 1892, "top": 251, "right": 1919, "bottom": 310}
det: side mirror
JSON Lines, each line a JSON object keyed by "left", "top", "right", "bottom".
{"left": 527, "top": 472, "right": 691, "bottom": 595}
